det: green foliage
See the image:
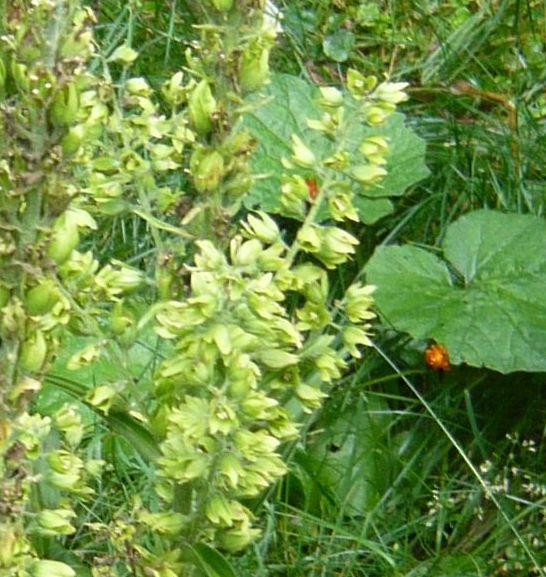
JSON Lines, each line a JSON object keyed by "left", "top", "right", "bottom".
{"left": 243, "top": 74, "right": 429, "bottom": 224}
{"left": 366, "top": 210, "right": 546, "bottom": 373}
{"left": 0, "top": 0, "right": 406, "bottom": 574}
{"left": 294, "top": 394, "right": 395, "bottom": 514}
{"left": 0, "top": 0, "right": 544, "bottom": 576}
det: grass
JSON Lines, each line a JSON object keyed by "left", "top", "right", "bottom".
{"left": 39, "top": 0, "right": 546, "bottom": 575}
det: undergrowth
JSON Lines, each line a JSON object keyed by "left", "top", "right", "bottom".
{"left": 1, "top": 1, "right": 544, "bottom": 576}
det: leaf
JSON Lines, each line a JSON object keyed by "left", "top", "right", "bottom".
{"left": 44, "top": 373, "right": 161, "bottom": 462}
{"left": 301, "top": 396, "right": 395, "bottom": 514}
{"left": 242, "top": 74, "right": 429, "bottom": 224}
{"left": 180, "top": 543, "right": 237, "bottom": 577}
{"left": 365, "top": 210, "right": 546, "bottom": 373}
{"left": 322, "top": 30, "right": 355, "bottom": 62}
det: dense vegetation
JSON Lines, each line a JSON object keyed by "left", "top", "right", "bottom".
{"left": 0, "top": 1, "right": 544, "bottom": 576}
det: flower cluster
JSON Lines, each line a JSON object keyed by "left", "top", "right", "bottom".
{"left": 153, "top": 210, "right": 375, "bottom": 549}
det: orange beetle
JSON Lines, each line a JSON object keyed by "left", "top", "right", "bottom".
{"left": 425, "top": 343, "right": 450, "bottom": 372}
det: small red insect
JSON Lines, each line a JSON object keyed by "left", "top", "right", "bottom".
{"left": 425, "top": 343, "right": 450, "bottom": 372}
{"left": 305, "top": 179, "right": 319, "bottom": 201}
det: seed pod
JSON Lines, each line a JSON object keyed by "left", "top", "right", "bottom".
{"left": 239, "top": 42, "right": 270, "bottom": 93}
{"left": 47, "top": 216, "right": 80, "bottom": 265}
{"left": 61, "top": 124, "right": 86, "bottom": 156}
{"left": 228, "top": 379, "right": 251, "bottom": 399}
{"left": 49, "top": 83, "right": 80, "bottom": 127}
{"left": 24, "top": 279, "right": 59, "bottom": 316}
{"left": 188, "top": 80, "right": 216, "bottom": 136}
{"left": 19, "top": 330, "right": 48, "bottom": 373}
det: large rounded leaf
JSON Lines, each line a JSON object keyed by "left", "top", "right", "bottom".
{"left": 242, "top": 74, "right": 429, "bottom": 224}
{"left": 365, "top": 210, "right": 546, "bottom": 373}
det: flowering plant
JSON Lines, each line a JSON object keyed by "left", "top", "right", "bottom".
{"left": 0, "top": 1, "right": 422, "bottom": 574}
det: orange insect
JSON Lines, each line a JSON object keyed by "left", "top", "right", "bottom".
{"left": 425, "top": 343, "right": 450, "bottom": 372}
{"left": 305, "top": 179, "right": 319, "bottom": 201}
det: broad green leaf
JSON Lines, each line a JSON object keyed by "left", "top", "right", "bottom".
{"left": 322, "top": 30, "right": 355, "bottom": 62}
{"left": 180, "top": 543, "right": 237, "bottom": 577}
{"left": 242, "top": 74, "right": 429, "bottom": 224}
{"left": 299, "top": 396, "right": 396, "bottom": 514}
{"left": 365, "top": 210, "right": 546, "bottom": 373}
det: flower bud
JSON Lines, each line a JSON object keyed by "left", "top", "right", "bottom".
{"left": 34, "top": 509, "right": 76, "bottom": 537}
{"left": 228, "top": 379, "right": 251, "bottom": 399}
{"left": 45, "top": 451, "right": 85, "bottom": 492}
{"left": 373, "top": 81, "right": 409, "bottom": 104}
{"left": 351, "top": 164, "right": 387, "bottom": 184}
{"left": 296, "top": 383, "right": 327, "bottom": 410}
{"left": 241, "top": 212, "right": 280, "bottom": 244}
{"left": 54, "top": 405, "right": 84, "bottom": 446}
{"left": 347, "top": 69, "right": 376, "bottom": 98}
{"left": 363, "top": 104, "right": 391, "bottom": 125}
{"left": 280, "top": 176, "right": 308, "bottom": 218}
{"left": 188, "top": 79, "right": 216, "bottom": 135}
{"left": 125, "top": 77, "right": 152, "bottom": 96}
{"left": 218, "top": 454, "right": 244, "bottom": 487}
{"left": 359, "top": 136, "right": 389, "bottom": 158}
{"left": 206, "top": 495, "right": 238, "bottom": 526}
{"left": 343, "top": 283, "right": 376, "bottom": 322}
{"left": 218, "top": 522, "right": 261, "bottom": 552}
{"left": 296, "top": 225, "right": 321, "bottom": 253}
{"left": 322, "top": 227, "right": 359, "bottom": 254}
{"left": 86, "top": 385, "right": 116, "bottom": 413}
{"left": 319, "top": 86, "right": 344, "bottom": 107}
{"left": 290, "top": 135, "right": 316, "bottom": 168}
{"left": 314, "top": 227, "right": 359, "bottom": 268}
{"left": 108, "top": 44, "right": 138, "bottom": 65}
{"left": 342, "top": 325, "right": 373, "bottom": 358}
{"left": 161, "top": 71, "right": 186, "bottom": 105}
{"left": 328, "top": 189, "right": 359, "bottom": 222}
{"left": 257, "top": 242, "right": 285, "bottom": 271}
{"left": 258, "top": 349, "right": 299, "bottom": 369}
{"left": 95, "top": 262, "right": 145, "bottom": 296}
{"left": 231, "top": 238, "right": 263, "bottom": 267}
